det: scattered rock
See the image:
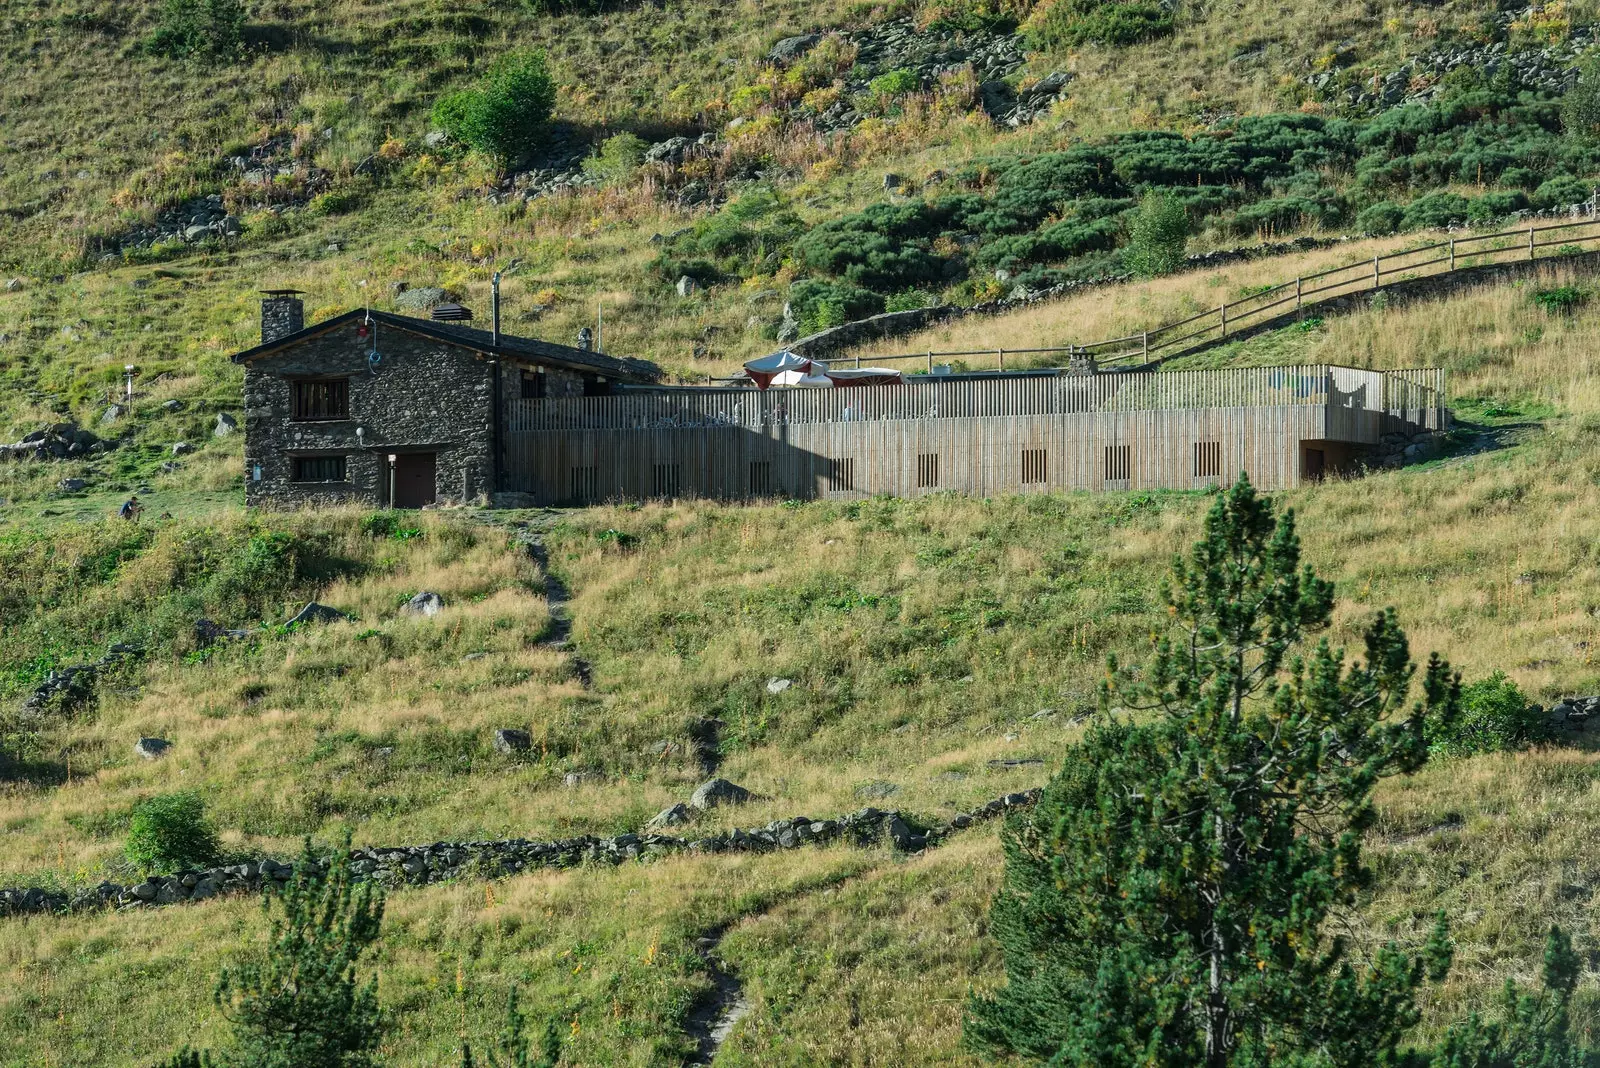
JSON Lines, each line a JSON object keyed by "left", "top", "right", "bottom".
{"left": 3, "top": 278, "right": 21, "bottom": 292}
{"left": 563, "top": 771, "right": 593, "bottom": 788}
{"left": 395, "top": 286, "right": 448, "bottom": 311}
{"left": 767, "top": 33, "right": 823, "bottom": 65}
{"left": 647, "top": 803, "right": 693, "bottom": 829}
{"left": 676, "top": 275, "right": 698, "bottom": 298}
{"left": 401, "top": 591, "right": 444, "bottom": 617}
{"left": 882, "top": 172, "right": 903, "bottom": 191}
{"left": 56, "top": 478, "right": 87, "bottom": 492}
{"left": 765, "top": 677, "right": 793, "bottom": 695}
{"left": 691, "top": 777, "right": 752, "bottom": 810}
{"left": 285, "top": 602, "right": 350, "bottom": 627}
{"left": 170, "top": 441, "right": 193, "bottom": 456}
{"left": 100, "top": 405, "right": 125, "bottom": 424}
{"left": 214, "top": 413, "right": 237, "bottom": 437}
{"left": 492, "top": 728, "right": 531, "bottom": 754}
{"left": 133, "top": 737, "right": 171, "bottom": 760}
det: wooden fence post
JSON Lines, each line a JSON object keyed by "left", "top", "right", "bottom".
{"left": 927, "top": 351, "right": 933, "bottom": 375}
{"left": 1219, "top": 303, "right": 1227, "bottom": 337}
{"left": 997, "top": 348, "right": 1004, "bottom": 372}
{"left": 1142, "top": 330, "right": 1149, "bottom": 358}
{"left": 1529, "top": 225, "right": 1536, "bottom": 261}
{"left": 1295, "top": 277, "right": 1302, "bottom": 309}
{"left": 1372, "top": 255, "right": 1380, "bottom": 287}
{"left": 1449, "top": 237, "right": 1455, "bottom": 271}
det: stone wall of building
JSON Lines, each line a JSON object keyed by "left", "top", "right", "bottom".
{"left": 244, "top": 326, "right": 495, "bottom": 509}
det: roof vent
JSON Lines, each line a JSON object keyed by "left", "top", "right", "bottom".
{"left": 430, "top": 303, "right": 473, "bottom": 322}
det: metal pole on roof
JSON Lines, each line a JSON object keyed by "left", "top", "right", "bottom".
{"left": 491, "top": 272, "right": 501, "bottom": 347}
{"left": 596, "top": 302, "right": 603, "bottom": 354}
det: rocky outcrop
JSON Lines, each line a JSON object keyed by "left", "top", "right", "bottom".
{"left": 19, "top": 644, "right": 142, "bottom": 717}
{"left": 285, "top": 602, "right": 351, "bottom": 627}
{"left": 0, "top": 421, "right": 108, "bottom": 462}
{"left": 0, "top": 790, "right": 1043, "bottom": 917}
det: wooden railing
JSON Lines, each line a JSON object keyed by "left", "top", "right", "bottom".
{"left": 508, "top": 365, "right": 1445, "bottom": 432}
{"left": 843, "top": 215, "right": 1600, "bottom": 372}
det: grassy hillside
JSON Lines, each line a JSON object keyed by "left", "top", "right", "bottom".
{"left": 11, "top": 0, "right": 1600, "bottom": 1063}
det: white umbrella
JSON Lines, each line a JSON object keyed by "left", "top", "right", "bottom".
{"left": 743, "top": 350, "right": 819, "bottom": 390}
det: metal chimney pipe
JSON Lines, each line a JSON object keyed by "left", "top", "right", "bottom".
{"left": 491, "top": 272, "right": 501, "bottom": 347}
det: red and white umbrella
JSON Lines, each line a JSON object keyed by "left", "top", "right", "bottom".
{"left": 743, "top": 350, "right": 820, "bottom": 390}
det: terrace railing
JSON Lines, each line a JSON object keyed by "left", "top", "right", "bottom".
{"left": 843, "top": 216, "right": 1600, "bottom": 373}
{"left": 508, "top": 365, "right": 1444, "bottom": 432}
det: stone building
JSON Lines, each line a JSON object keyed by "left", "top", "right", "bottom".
{"left": 233, "top": 292, "right": 660, "bottom": 508}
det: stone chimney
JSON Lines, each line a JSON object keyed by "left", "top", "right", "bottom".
{"left": 261, "top": 290, "right": 305, "bottom": 344}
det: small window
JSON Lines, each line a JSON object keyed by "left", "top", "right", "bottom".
{"left": 916, "top": 453, "right": 939, "bottom": 489}
{"left": 1194, "top": 441, "right": 1222, "bottom": 479}
{"left": 749, "top": 460, "right": 772, "bottom": 497}
{"left": 570, "top": 465, "right": 598, "bottom": 503}
{"left": 520, "top": 371, "right": 547, "bottom": 399}
{"left": 652, "top": 462, "right": 682, "bottom": 499}
{"left": 826, "top": 457, "right": 854, "bottom": 491}
{"left": 290, "top": 379, "right": 349, "bottom": 421}
{"left": 1021, "top": 448, "right": 1047, "bottom": 485}
{"left": 291, "top": 455, "right": 347, "bottom": 483}
{"left": 1104, "top": 444, "right": 1131, "bottom": 483}
{"left": 582, "top": 375, "right": 611, "bottom": 397}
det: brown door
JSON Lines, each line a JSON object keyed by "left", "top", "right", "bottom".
{"left": 393, "top": 453, "right": 437, "bottom": 508}
{"left": 1303, "top": 447, "right": 1326, "bottom": 482}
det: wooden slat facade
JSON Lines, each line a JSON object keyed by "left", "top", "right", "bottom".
{"left": 501, "top": 365, "right": 1445, "bottom": 504}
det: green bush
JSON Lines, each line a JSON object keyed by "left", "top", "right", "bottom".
{"left": 145, "top": 0, "right": 244, "bottom": 58}
{"left": 433, "top": 51, "right": 558, "bottom": 167}
{"left": 1122, "top": 192, "right": 1187, "bottom": 277}
{"left": 1027, "top": 0, "right": 1175, "bottom": 49}
{"left": 1357, "top": 201, "right": 1405, "bottom": 235}
{"left": 788, "top": 278, "right": 885, "bottom": 334}
{"left": 1428, "top": 671, "right": 1547, "bottom": 757}
{"left": 126, "top": 792, "right": 221, "bottom": 873}
{"left": 868, "top": 69, "right": 921, "bottom": 97}
{"left": 582, "top": 132, "right": 648, "bottom": 185}
{"left": 1534, "top": 285, "right": 1587, "bottom": 315}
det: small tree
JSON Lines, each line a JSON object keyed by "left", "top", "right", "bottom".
{"left": 1123, "top": 191, "right": 1188, "bottom": 277}
{"left": 581, "top": 132, "right": 648, "bottom": 185}
{"left": 215, "top": 837, "right": 386, "bottom": 1068}
{"left": 967, "top": 474, "right": 1462, "bottom": 1066}
{"left": 434, "top": 51, "right": 558, "bottom": 168}
{"left": 1562, "top": 54, "right": 1600, "bottom": 144}
{"left": 1431, "top": 925, "right": 1590, "bottom": 1067}
{"left": 126, "top": 792, "right": 222, "bottom": 873}
{"left": 460, "top": 987, "right": 561, "bottom": 1068}
{"left": 1428, "top": 670, "right": 1548, "bottom": 757}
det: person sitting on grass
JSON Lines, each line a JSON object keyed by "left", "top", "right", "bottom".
{"left": 118, "top": 495, "right": 143, "bottom": 521}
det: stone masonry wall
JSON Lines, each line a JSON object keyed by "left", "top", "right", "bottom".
{"left": 244, "top": 327, "right": 495, "bottom": 508}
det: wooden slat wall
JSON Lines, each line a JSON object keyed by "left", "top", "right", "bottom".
{"left": 503, "top": 404, "right": 1334, "bottom": 504}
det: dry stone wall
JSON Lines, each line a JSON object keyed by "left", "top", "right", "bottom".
{"left": 0, "top": 790, "right": 1041, "bottom": 918}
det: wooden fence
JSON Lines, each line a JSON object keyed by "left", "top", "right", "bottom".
{"left": 508, "top": 365, "right": 1445, "bottom": 433}
{"left": 837, "top": 215, "right": 1600, "bottom": 373}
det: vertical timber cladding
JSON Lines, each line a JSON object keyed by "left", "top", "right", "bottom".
{"left": 505, "top": 403, "right": 1330, "bottom": 503}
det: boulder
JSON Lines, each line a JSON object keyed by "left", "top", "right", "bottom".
{"left": 214, "top": 412, "right": 237, "bottom": 437}
{"left": 676, "top": 275, "right": 698, "bottom": 298}
{"left": 644, "top": 136, "right": 694, "bottom": 165}
{"left": 402, "top": 591, "right": 444, "bottom": 617}
{"left": 56, "top": 478, "right": 87, "bottom": 492}
{"left": 133, "top": 737, "right": 171, "bottom": 760}
{"left": 882, "top": 172, "right": 903, "bottom": 191}
{"left": 285, "top": 602, "right": 351, "bottom": 627}
{"left": 4, "top": 278, "right": 21, "bottom": 292}
{"left": 100, "top": 404, "right": 125, "bottom": 424}
{"left": 183, "top": 224, "right": 211, "bottom": 242}
{"left": 493, "top": 728, "right": 531, "bottom": 754}
{"left": 395, "top": 286, "right": 448, "bottom": 311}
{"left": 768, "top": 33, "right": 822, "bottom": 65}
{"left": 766, "top": 677, "right": 793, "bottom": 695}
{"left": 647, "top": 803, "right": 692, "bottom": 829}
{"left": 171, "top": 441, "right": 193, "bottom": 456}
{"left": 690, "top": 777, "right": 751, "bottom": 810}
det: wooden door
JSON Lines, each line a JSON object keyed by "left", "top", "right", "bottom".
{"left": 393, "top": 452, "right": 437, "bottom": 508}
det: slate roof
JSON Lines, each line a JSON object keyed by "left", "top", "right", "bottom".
{"left": 229, "top": 308, "right": 661, "bottom": 382}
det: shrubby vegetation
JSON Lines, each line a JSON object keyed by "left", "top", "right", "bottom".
{"left": 657, "top": 83, "right": 1600, "bottom": 316}
{"left": 1427, "top": 670, "right": 1548, "bottom": 758}
{"left": 433, "top": 51, "right": 558, "bottom": 168}
{"left": 145, "top": 0, "right": 245, "bottom": 59}
{"left": 1024, "top": 0, "right": 1175, "bottom": 48}
{"left": 126, "top": 792, "right": 221, "bottom": 874}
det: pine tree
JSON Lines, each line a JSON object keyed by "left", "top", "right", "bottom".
{"left": 460, "top": 987, "right": 562, "bottom": 1068}
{"left": 967, "top": 474, "right": 1461, "bottom": 1066}
{"left": 1123, "top": 191, "right": 1189, "bottom": 278}
{"left": 1431, "top": 926, "right": 1592, "bottom": 1068}
{"left": 214, "top": 837, "right": 386, "bottom": 1068}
